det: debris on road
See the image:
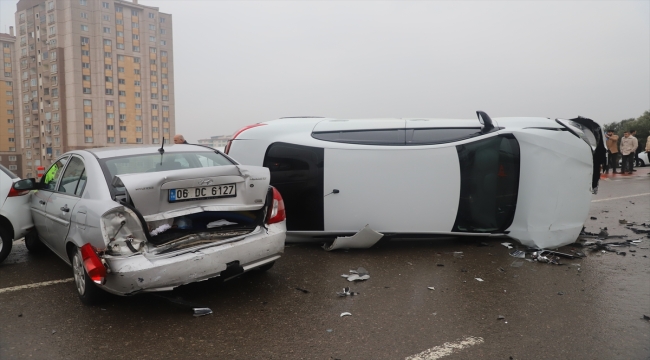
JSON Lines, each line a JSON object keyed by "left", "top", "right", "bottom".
{"left": 497, "top": 315, "right": 505, "bottom": 320}
{"left": 475, "top": 278, "right": 484, "bottom": 282}
{"left": 295, "top": 287, "right": 310, "bottom": 294}
{"left": 598, "top": 228, "right": 609, "bottom": 238}
{"left": 427, "top": 286, "right": 435, "bottom": 290}
{"left": 153, "top": 294, "right": 213, "bottom": 318}
{"left": 343, "top": 267, "right": 370, "bottom": 282}
{"left": 616, "top": 252, "right": 626, "bottom": 256}
{"left": 498, "top": 267, "right": 505, "bottom": 272}
{"left": 193, "top": 308, "right": 213, "bottom": 317}
{"left": 590, "top": 217, "right": 597, "bottom": 220}
{"left": 336, "top": 287, "right": 359, "bottom": 297}
{"left": 642, "top": 315, "right": 650, "bottom": 321}
{"left": 453, "top": 252, "right": 464, "bottom": 258}
{"left": 437, "top": 263, "right": 444, "bottom": 267}
{"left": 619, "top": 219, "right": 627, "bottom": 224}
{"left": 501, "top": 242, "right": 513, "bottom": 249}
{"left": 510, "top": 250, "right": 526, "bottom": 258}
{"left": 340, "top": 312, "right": 352, "bottom": 317}
{"left": 323, "top": 225, "right": 383, "bottom": 251}
{"left": 478, "top": 242, "right": 490, "bottom": 247}
{"left": 558, "top": 292, "right": 565, "bottom": 295}
{"left": 510, "top": 261, "right": 524, "bottom": 268}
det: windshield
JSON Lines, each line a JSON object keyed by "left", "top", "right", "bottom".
{"left": 101, "top": 151, "right": 234, "bottom": 179}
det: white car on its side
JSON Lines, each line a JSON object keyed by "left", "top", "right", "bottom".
{"left": 225, "top": 112, "right": 605, "bottom": 249}
{"left": 0, "top": 164, "right": 33, "bottom": 263}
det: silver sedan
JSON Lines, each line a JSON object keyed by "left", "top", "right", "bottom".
{"left": 13, "top": 144, "right": 286, "bottom": 304}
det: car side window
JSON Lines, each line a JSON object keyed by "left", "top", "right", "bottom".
{"left": 57, "top": 157, "right": 86, "bottom": 196}
{"left": 42, "top": 156, "right": 69, "bottom": 191}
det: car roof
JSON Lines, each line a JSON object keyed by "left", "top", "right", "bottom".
{"left": 84, "top": 144, "right": 218, "bottom": 159}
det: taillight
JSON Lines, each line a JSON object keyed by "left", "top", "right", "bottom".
{"left": 266, "top": 187, "right": 286, "bottom": 224}
{"left": 80, "top": 243, "right": 107, "bottom": 285}
{"left": 8, "top": 186, "right": 29, "bottom": 197}
{"left": 224, "top": 123, "right": 266, "bottom": 154}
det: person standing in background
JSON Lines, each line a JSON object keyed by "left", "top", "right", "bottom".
{"left": 630, "top": 130, "right": 639, "bottom": 172}
{"left": 620, "top": 131, "right": 638, "bottom": 174}
{"left": 646, "top": 135, "right": 650, "bottom": 154}
{"left": 174, "top": 134, "right": 188, "bottom": 144}
{"left": 604, "top": 130, "right": 620, "bottom": 174}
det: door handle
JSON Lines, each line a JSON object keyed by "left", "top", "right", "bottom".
{"left": 60, "top": 205, "right": 70, "bottom": 213}
{"left": 39, "top": 200, "right": 46, "bottom": 205}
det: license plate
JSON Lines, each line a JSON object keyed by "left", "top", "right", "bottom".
{"left": 168, "top": 184, "right": 236, "bottom": 202}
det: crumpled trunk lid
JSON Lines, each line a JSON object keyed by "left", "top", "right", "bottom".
{"left": 115, "top": 165, "right": 270, "bottom": 222}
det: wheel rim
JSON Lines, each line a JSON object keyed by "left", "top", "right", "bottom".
{"left": 73, "top": 253, "right": 86, "bottom": 296}
{"left": 0, "top": 235, "right": 4, "bottom": 253}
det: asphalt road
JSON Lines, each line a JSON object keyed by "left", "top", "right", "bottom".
{"left": 1, "top": 169, "right": 649, "bottom": 360}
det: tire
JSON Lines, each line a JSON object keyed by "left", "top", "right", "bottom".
{"left": 71, "top": 250, "right": 105, "bottom": 305}
{"left": 637, "top": 159, "right": 645, "bottom": 167}
{"left": 256, "top": 261, "right": 275, "bottom": 272}
{"left": 0, "top": 227, "right": 12, "bottom": 264}
{"left": 24, "top": 230, "right": 46, "bottom": 253}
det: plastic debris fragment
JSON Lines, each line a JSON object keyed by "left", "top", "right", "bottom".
{"left": 501, "top": 242, "right": 513, "bottom": 249}
{"left": 475, "top": 278, "right": 484, "bottom": 282}
{"left": 345, "top": 267, "right": 370, "bottom": 282}
{"left": 150, "top": 223, "right": 171, "bottom": 236}
{"left": 336, "top": 287, "right": 359, "bottom": 297}
{"left": 510, "top": 250, "right": 526, "bottom": 259}
{"left": 207, "top": 219, "right": 238, "bottom": 228}
{"left": 295, "top": 287, "right": 310, "bottom": 294}
{"left": 340, "top": 312, "right": 352, "bottom": 317}
{"left": 193, "top": 308, "right": 213, "bottom": 317}
{"left": 323, "top": 225, "right": 383, "bottom": 251}
{"left": 427, "top": 286, "right": 435, "bottom": 290}
{"left": 497, "top": 315, "right": 505, "bottom": 320}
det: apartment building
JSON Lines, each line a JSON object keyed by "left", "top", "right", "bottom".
{"left": 15, "top": 0, "right": 174, "bottom": 178}
{"left": 0, "top": 31, "right": 23, "bottom": 177}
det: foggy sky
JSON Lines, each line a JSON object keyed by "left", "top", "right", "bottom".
{"left": 1, "top": 1, "right": 649, "bottom": 142}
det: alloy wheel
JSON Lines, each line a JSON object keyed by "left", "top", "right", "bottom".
{"left": 73, "top": 253, "right": 86, "bottom": 296}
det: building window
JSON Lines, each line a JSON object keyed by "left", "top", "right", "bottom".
{"left": 7, "top": 119, "right": 14, "bottom": 124}
{"left": 151, "top": 104, "right": 158, "bottom": 110}
{"left": 105, "top": 64, "right": 112, "bottom": 70}
{"left": 163, "top": 117, "right": 169, "bottom": 122}
{"left": 82, "top": 62, "right": 90, "bottom": 68}
{"left": 118, "top": 79, "right": 125, "bottom": 84}
{"left": 135, "top": 92, "right": 141, "bottom": 98}
{"left": 119, "top": 102, "right": 126, "bottom": 108}
{"left": 9, "top": 165, "right": 17, "bottom": 171}
{"left": 116, "top": 6, "right": 122, "bottom": 13}
{"left": 84, "top": 124, "right": 92, "bottom": 130}
{"left": 136, "top": 127, "right": 142, "bottom": 132}
{"left": 83, "top": 99, "right": 92, "bottom": 106}
{"left": 81, "top": 12, "right": 88, "bottom": 19}
{"left": 82, "top": 50, "right": 90, "bottom": 56}
{"left": 134, "top": 69, "right": 140, "bottom": 74}
{"left": 107, "top": 113, "right": 114, "bottom": 119}
{"left": 103, "top": 15, "right": 110, "bottom": 21}
{"left": 106, "top": 100, "right": 114, "bottom": 106}
{"left": 133, "top": 57, "right": 140, "bottom": 63}
{"left": 8, "top": 137, "right": 15, "bottom": 142}
{"left": 105, "top": 89, "right": 113, "bottom": 95}
{"left": 160, "top": 29, "right": 166, "bottom": 35}
{"left": 83, "top": 87, "right": 91, "bottom": 94}
{"left": 119, "top": 126, "right": 127, "bottom": 131}
{"left": 84, "top": 112, "right": 92, "bottom": 118}
{"left": 107, "top": 137, "right": 115, "bottom": 143}
{"left": 117, "top": 55, "right": 124, "bottom": 61}
{"left": 116, "top": 43, "right": 125, "bottom": 50}
{"left": 104, "top": 52, "right": 112, "bottom": 58}
{"left": 80, "top": 0, "right": 87, "bottom": 5}
{"left": 107, "top": 125, "right": 114, "bottom": 130}
{"left": 120, "top": 138, "right": 127, "bottom": 143}
{"left": 132, "top": 46, "right": 140, "bottom": 52}
{"left": 81, "top": 25, "right": 89, "bottom": 31}
{"left": 160, "top": 40, "right": 166, "bottom": 46}
{"left": 149, "top": 24, "right": 156, "bottom": 30}
{"left": 149, "top": 36, "right": 156, "bottom": 42}
{"left": 103, "top": 27, "right": 111, "bottom": 34}
{"left": 102, "top": 2, "right": 110, "bottom": 9}
{"left": 151, "top": 93, "right": 158, "bottom": 99}
{"left": 116, "top": 19, "right": 123, "bottom": 25}
{"left": 118, "top": 90, "right": 126, "bottom": 96}
{"left": 118, "top": 67, "right": 124, "bottom": 73}
{"left": 131, "top": 10, "right": 139, "bottom": 16}
{"left": 160, "top": 50, "right": 168, "bottom": 57}
{"left": 51, "top": 64, "right": 57, "bottom": 73}
{"left": 85, "top": 137, "right": 93, "bottom": 143}
{"left": 132, "top": 34, "right": 139, "bottom": 40}
{"left": 135, "top": 115, "right": 142, "bottom": 121}
{"left": 119, "top": 114, "right": 126, "bottom": 121}
{"left": 104, "top": 39, "right": 112, "bottom": 46}
{"left": 132, "top": 22, "right": 139, "bottom": 28}
{"left": 117, "top": 31, "right": 124, "bottom": 37}
{"left": 160, "top": 17, "right": 165, "bottom": 23}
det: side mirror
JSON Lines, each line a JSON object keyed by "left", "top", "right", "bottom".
{"left": 13, "top": 178, "right": 39, "bottom": 191}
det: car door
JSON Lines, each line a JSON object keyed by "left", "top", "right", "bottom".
{"left": 31, "top": 156, "right": 69, "bottom": 239}
{"left": 44, "top": 155, "right": 86, "bottom": 257}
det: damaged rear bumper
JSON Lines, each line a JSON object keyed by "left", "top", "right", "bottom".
{"left": 99, "top": 223, "right": 286, "bottom": 295}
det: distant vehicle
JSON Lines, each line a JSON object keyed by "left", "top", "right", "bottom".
{"left": 226, "top": 112, "right": 604, "bottom": 249}
{"left": 13, "top": 144, "right": 286, "bottom": 304}
{"left": 617, "top": 151, "right": 648, "bottom": 167}
{"left": 0, "top": 164, "right": 33, "bottom": 264}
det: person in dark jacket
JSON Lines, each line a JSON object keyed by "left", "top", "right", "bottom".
{"left": 173, "top": 134, "right": 188, "bottom": 144}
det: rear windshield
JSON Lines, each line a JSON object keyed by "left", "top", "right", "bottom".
{"left": 0, "top": 164, "right": 19, "bottom": 179}
{"left": 101, "top": 151, "right": 234, "bottom": 179}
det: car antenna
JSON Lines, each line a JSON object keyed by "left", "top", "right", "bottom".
{"left": 158, "top": 139, "right": 165, "bottom": 165}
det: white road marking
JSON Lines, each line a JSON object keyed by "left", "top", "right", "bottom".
{"left": 591, "top": 192, "right": 650, "bottom": 203}
{"left": 406, "top": 336, "right": 484, "bottom": 360}
{"left": 0, "top": 278, "right": 74, "bottom": 294}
